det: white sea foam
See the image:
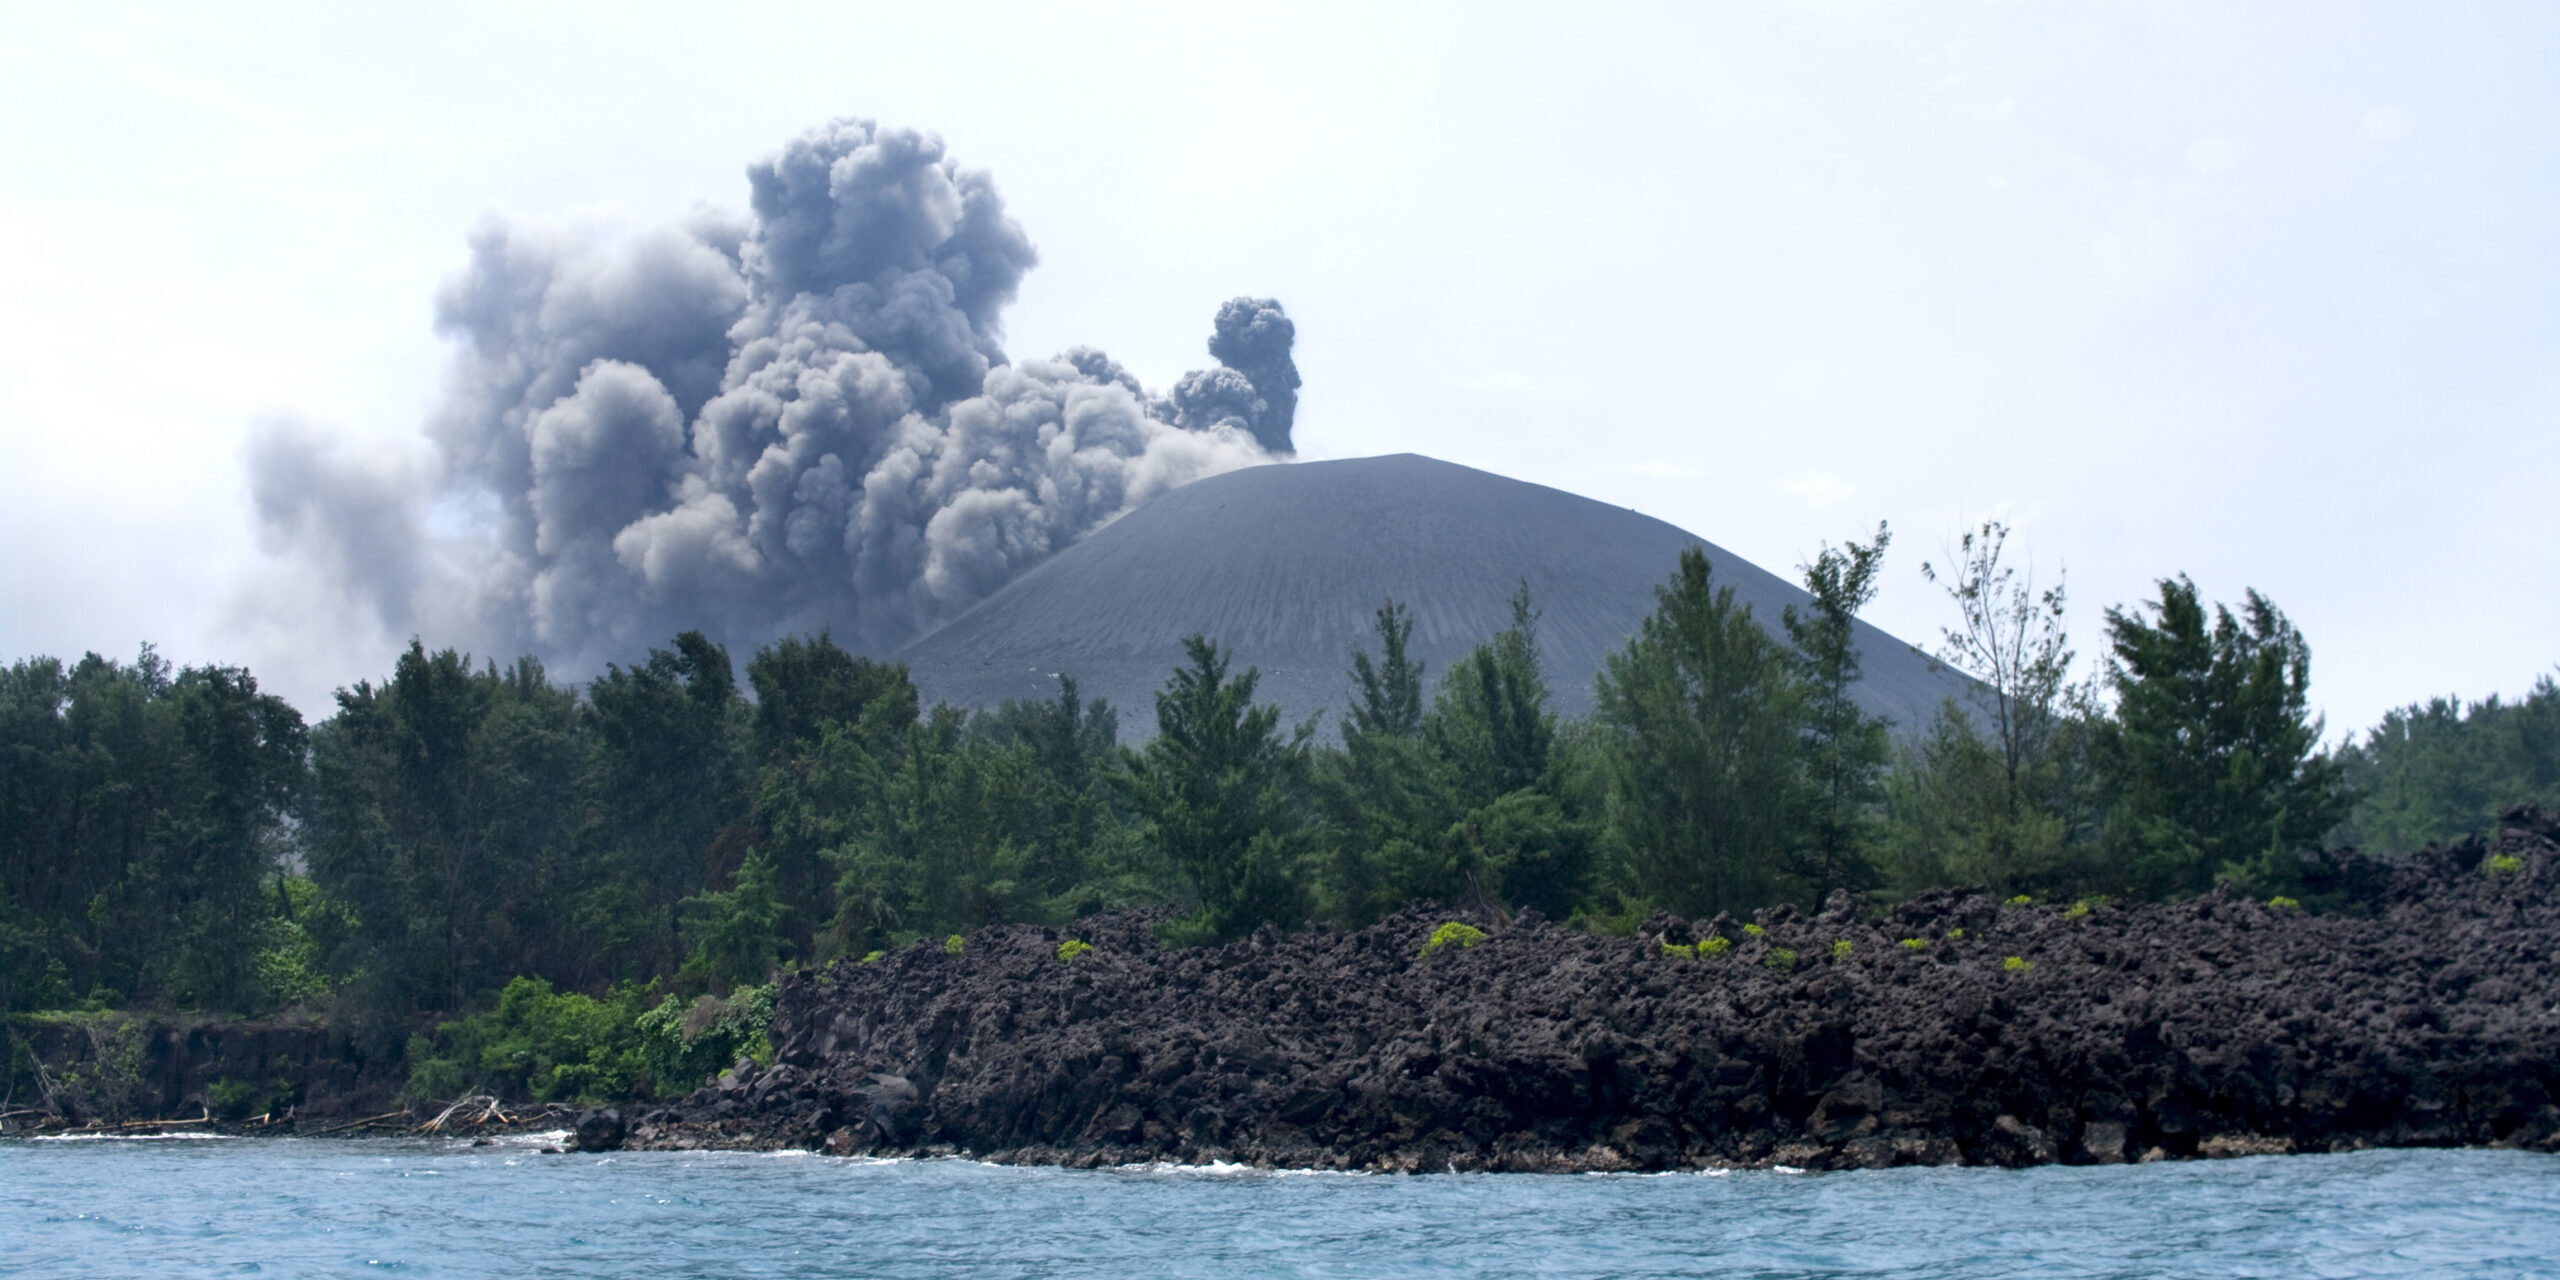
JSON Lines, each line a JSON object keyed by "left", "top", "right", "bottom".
{"left": 29, "top": 1130, "right": 239, "bottom": 1142}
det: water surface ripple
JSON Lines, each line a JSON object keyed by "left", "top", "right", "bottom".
{"left": 5, "top": 1138, "right": 2556, "bottom": 1278}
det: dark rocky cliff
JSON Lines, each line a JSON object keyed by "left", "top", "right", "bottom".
{"left": 634, "top": 807, "right": 2560, "bottom": 1171}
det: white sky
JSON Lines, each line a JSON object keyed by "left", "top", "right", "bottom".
{"left": 3, "top": 0, "right": 2553, "bottom": 739}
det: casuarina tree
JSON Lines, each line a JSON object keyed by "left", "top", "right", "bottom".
{"left": 1783, "top": 524, "right": 1892, "bottom": 900}
{"left": 2100, "top": 576, "right": 2349, "bottom": 897}
{"left": 1596, "top": 548, "right": 1805, "bottom": 918}
{"left": 1118, "top": 636, "right": 1313, "bottom": 942}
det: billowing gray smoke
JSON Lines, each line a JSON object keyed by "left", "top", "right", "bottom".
{"left": 1169, "top": 298, "right": 1298, "bottom": 453}
{"left": 246, "top": 118, "right": 1302, "bottom": 675}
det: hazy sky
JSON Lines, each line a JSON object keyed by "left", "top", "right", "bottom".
{"left": 3, "top": 0, "right": 2553, "bottom": 739}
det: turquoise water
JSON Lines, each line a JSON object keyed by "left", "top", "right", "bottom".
{"left": 4, "top": 1135, "right": 2557, "bottom": 1278}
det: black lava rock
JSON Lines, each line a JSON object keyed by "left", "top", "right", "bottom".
{"left": 572, "top": 1107, "right": 624, "bottom": 1152}
{"left": 637, "top": 807, "right": 2560, "bottom": 1172}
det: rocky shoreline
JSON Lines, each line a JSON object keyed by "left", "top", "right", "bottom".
{"left": 14, "top": 810, "right": 2555, "bottom": 1173}
{"left": 611, "top": 807, "right": 2560, "bottom": 1172}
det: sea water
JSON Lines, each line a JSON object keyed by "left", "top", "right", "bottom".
{"left": 4, "top": 1135, "right": 2557, "bottom": 1278}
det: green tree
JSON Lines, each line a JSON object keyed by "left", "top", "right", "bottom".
{"left": 0, "top": 649, "right": 304, "bottom": 1011}
{"left": 586, "top": 632, "right": 747, "bottom": 979}
{"left": 1316, "top": 594, "right": 1594, "bottom": 924}
{"left": 747, "top": 632, "right": 916, "bottom": 765}
{"left": 1419, "top": 587, "right": 1592, "bottom": 919}
{"left": 1315, "top": 602, "right": 1444, "bottom": 924}
{"left": 1782, "top": 524, "right": 1892, "bottom": 899}
{"left": 2330, "top": 674, "right": 2560, "bottom": 851}
{"left": 1429, "top": 585, "right": 1555, "bottom": 802}
{"left": 739, "top": 636, "right": 921, "bottom": 961}
{"left": 1887, "top": 522, "right": 2097, "bottom": 894}
{"left": 1118, "top": 636, "right": 1313, "bottom": 942}
{"left": 2099, "top": 577, "right": 2350, "bottom": 897}
{"left": 968, "top": 677, "right": 1139, "bottom": 913}
{"left": 1594, "top": 548, "right": 1805, "bottom": 918}
{"left": 678, "top": 848, "right": 788, "bottom": 991}
{"left": 1880, "top": 707, "right": 2076, "bottom": 895}
{"left": 305, "top": 645, "right": 584, "bottom": 1015}
{"left": 823, "top": 705, "right": 1043, "bottom": 957}
{"left": 1347, "top": 600, "right": 1426, "bottom": 740}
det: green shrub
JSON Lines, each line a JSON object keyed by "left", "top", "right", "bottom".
{"left": 635, "top": 983, "right": 776, "bottom": 1095}
{"left": 2002, "top": 955, "right": 2032, "bottom": 973}
{"left": 2487, "top": 854, "right": 2525, "bottom": 875}
{"left": 2005, "top": 894, "right": 2033, "bottom": 907}
{"left": 1763, "top": 947, "right": 1797, "bottom": 972}
{"left": 2267, "top": 895, "right": 2302, "bottom": 910}
{"left": 405, "top": 977, "right": 656, "bottom": 1105}
{"left": 1742, "top": 923, "right": 1765, "bottom": 938}
{"left": 1945, "top": 928, "right": 1965, "bottom": 940}
{"left": 1899, "top": 937, "right": 1928, "bottom": 950}
{"left": 1057, "top": 939, "right": 1095, "bottom": 963}
{"left": 248, "top": 915, "right": 332, "bottom": 1008}
{"left": 1698, "top": 936, "right": 1731, "bottom": 957}
{"left": 1420, "top": 922, "right": 1489, "bottom": 956}
{"left": 247, "top": 877, "right": 345, "bottom": 1009}
{"left": 1829, "top": 939, "right": 1853, "bottom": 962}
{"left": 858, "top": 950, "right": 884, "bottom": 965}
{"left": 944, "top": 933, "right": 967, "bottom": 955}
{"left": 205, "top": 1076, "right": 261, "bottom": 1120}
{"left": 1660, "top": 939, "right": 1694, "bottom": 958}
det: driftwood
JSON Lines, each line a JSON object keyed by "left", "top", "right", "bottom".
{"left": 304, "top": 1109, "right": 412, "bottom": 1135}
{"left": 420, "top": 1095, "right": 510, "bottom": 1132}
{"left": 113, "top": 1108, "right": 213, "bottom": 1129}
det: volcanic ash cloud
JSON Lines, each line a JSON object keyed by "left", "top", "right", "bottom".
{"left": 246, "top": 117, "right": 1300, "bottom": 676}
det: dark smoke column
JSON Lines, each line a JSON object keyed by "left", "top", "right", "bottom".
{"left": 1210, "top": 297, "right": 1300, "bottom": 454}
{"left": 1169, "top": 296, "right": 1300, "bottom": 454}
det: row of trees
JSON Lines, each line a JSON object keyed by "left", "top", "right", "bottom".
{"left": 6, "top": 531, "right": 2552, "bottom": 1032}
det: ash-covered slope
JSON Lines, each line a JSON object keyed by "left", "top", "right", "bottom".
{"left": 899, "top": 454, "right": 1971, "bottom": 735}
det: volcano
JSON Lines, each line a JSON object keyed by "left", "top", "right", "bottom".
{"left": 898, "top": 454, "right": 1972, "bottom": 737}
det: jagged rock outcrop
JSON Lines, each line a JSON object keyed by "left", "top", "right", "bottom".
{"left": 631, "top": 807, "right": 2560, "bottom": 1171}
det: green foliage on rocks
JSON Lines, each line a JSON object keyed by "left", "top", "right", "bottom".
{"left": 1419, "top": 922, "right": 1488, "bottom": 956}
{"left": 635, "top": 983, "right": 774, "bottom": 1093}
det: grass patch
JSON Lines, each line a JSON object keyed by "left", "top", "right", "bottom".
{"left": 1419, "top": 922, "right": 1488, "bottom": 957}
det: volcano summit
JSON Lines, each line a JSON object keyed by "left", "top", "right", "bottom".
{"left": 899, "top": 454, "right": 1971, "bottom": 735}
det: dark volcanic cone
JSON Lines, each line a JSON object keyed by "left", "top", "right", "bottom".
{"left": 899, "top": 453, "right": 1972, "bottom": 735}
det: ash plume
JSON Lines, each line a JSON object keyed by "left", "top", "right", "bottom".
{"left": 245, "top": 118, "right": 1303, "bottom": 677}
